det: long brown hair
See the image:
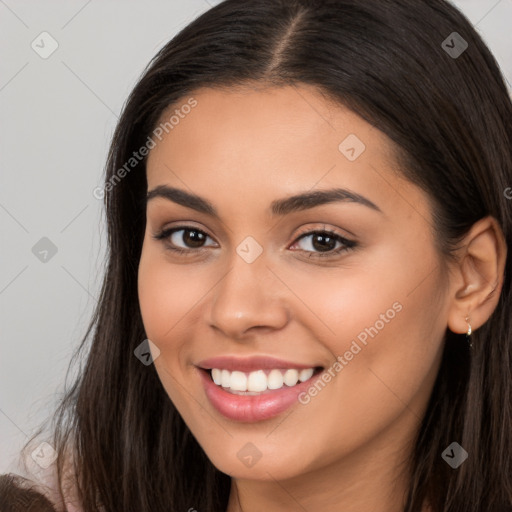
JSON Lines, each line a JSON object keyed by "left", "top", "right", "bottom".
{"left": 17, "top": 0, "right": 512, "bottom": 510}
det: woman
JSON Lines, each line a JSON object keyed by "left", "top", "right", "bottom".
{"left": 2, "top": 0, "right": 511, "bottom": 510}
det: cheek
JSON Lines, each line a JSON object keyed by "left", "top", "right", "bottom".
{"left": 264, "top": 255, "right": 445, "bottom": 466}
{"left": 274, "top": 241, "right": 445, "bottom": 393}
{"left": 273, "top": 248, "right": 412, "bottom": 350}
{"left": 137, "top": 244, "right": 203, "bottom": 410}
{"left": 137, "top": 244, "right": 205, "bottom": 344}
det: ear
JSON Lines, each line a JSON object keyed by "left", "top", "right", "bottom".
{"left": 446, "top": 215, "right": 507, "bottom": 335}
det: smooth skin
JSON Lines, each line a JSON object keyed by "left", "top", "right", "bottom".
{"left": 137, "top": 84, "right": 506, "bottom": 512}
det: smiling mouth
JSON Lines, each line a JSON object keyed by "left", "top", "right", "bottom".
{"left": 201, "top": 366, "right": 324, "bottom": 395}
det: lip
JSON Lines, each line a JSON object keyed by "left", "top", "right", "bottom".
{"left": 196, "top": 355, "right": 321, "bottom": 373}
{"left": 197, "top": 366, "right": 322, "bottom": 423}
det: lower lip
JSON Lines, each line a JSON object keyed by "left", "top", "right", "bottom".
{"left": 197, "top": 368, "right": 321, "bottom": 422}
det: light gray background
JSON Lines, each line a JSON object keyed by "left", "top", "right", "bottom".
{"left": 1, "top": 0, "right": 511, "bottom": 473}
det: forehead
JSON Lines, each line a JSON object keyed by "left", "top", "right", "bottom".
{"left": 148, "top": 85, "right": 393, "bottom": 177}
{"left": 145, "top": 85, "right": 430, "bottom": 225}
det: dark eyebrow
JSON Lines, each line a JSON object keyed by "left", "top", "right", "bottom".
{"left": 270, "top": 188, "right": 382, "bottom": 216}
{"left": 146, "top": 185, "right": 383, "bottom": 217}
{"left": 147, "top": 185, "right": 217, "bottom": 216}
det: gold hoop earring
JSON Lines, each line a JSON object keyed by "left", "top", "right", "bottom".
{"left": 465, "top": 316, "right": 472, "bottom": 349}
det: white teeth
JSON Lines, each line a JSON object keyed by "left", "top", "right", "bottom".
{"left": 247, "top": 370, "right": 267, "bottom": 392}
{"left": 267, "top": 369, "right": 284, "bottom": 389}
{"left": 230, "top": 371, "right": 247, "bottom": 391}
{"left": 221, "top": 369, "right": 230, "bottom": 388}
{"left": 209, "top": 367, "right": 317, "bottom": 392}
{"left": 299, "top": 368, "right": 314, "bottom": 382}
{"left": 283, "top": 369, "right": 299, "bottom": 386}
{"left": 211, "top": 368, "right": 222, "bottom": 385}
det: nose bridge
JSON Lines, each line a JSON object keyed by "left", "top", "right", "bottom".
{"left": 207, "top": 238, "right": 289, "bottom": 337}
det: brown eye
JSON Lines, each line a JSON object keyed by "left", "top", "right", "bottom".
{"left": 153, "top": 226, "right": 217, "bottom": 255}
{"left": 290, "top": 230, "right": 357, "bottom": 258}
{"left": 173, "top": 228, "right": 208, "bottom": 248}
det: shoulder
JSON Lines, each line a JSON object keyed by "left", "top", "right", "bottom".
{"left": 0, "top": 473, "right": 59, "bottom": 511}
{"left": 3, "top": 439, "right": 83, "bottom": 512}
{"left": 0, "top": 471, "right": 82, "bottom": 512}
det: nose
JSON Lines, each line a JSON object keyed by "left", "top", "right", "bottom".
{"left": 207, "top": 250, "right": 289, "bottom": 339}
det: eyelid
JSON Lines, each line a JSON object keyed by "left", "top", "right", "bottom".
{"left": 293, "top": 224, "right": 354, "bottom": 242}
{"left": 154, "top": 220, "right": 217, "bottom": 241}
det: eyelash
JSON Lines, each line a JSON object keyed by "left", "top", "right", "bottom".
{"left": 152, "top": 225, "right": 357, "bottom": 259}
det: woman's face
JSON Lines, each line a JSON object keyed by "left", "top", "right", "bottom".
{"left": 138, "top": 84, "right": 451, "bottom": 482}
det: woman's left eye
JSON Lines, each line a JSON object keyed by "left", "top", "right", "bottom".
{"left": 290, "top": 230, "right": 357, "bottom": 258}
{"left": 153, "top": 226, "right": 357, "bottom": 259}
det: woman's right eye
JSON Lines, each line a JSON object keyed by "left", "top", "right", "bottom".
{"left": 152, "top": 226, "right": 217, "bottom": 256}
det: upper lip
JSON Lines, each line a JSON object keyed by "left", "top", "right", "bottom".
{"left": 196, "top": 355, "right": 322, "bottom": 372}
